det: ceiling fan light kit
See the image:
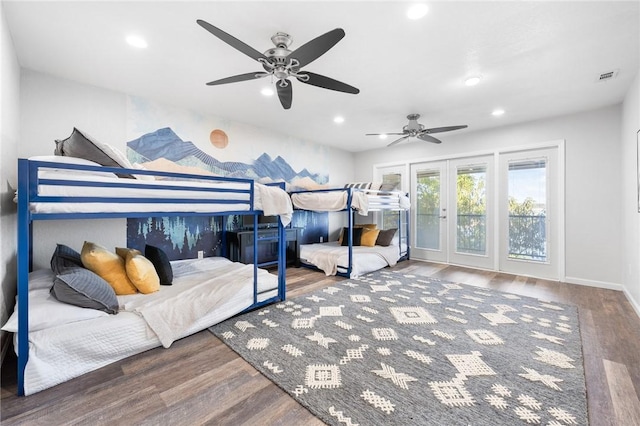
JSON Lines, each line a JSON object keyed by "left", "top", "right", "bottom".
{"left": 197, "top": 19, "right": 360, "bottom": 110}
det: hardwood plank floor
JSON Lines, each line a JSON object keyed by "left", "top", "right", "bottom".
{"left": 2, "top": 260, "right": 639, "bottom": 425}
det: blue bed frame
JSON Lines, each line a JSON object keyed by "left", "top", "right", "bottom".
{"left": 290, "top": 187, "right": 410, "bottom": 278}
{"left": 15, "top": 158, "right": 287, "bottom": 396}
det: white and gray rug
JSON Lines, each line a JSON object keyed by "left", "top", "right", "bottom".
{"left": 209, "top": 270, "right": 588, "bottom": 425}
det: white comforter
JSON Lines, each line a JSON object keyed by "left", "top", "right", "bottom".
{"left": 291, "top": 190, "right": 369, "bottom": 215}
{"left": 119, "top": 258, "right": 273, "bottom": 348}
{"left": 300, "top": 242, "right": 401, "bottom": 277}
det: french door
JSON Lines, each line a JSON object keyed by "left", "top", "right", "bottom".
{"left": 408, "top": 147, "right": 560, "bottom": 279}
{"left": 410, "top": 156, "right": 495, "bottom": 270}
{"left": 410, "top": 161, "right": 447, "bottom": 262}
{"left": 498, "top": 148, "right": 560, "bottom": 279}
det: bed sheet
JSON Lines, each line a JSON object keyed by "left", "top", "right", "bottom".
{"left": 14, "top": 257, "right": 279, "bottom": 395}
{"left": 299, "top": 241, "right": 403, "bottom": 277}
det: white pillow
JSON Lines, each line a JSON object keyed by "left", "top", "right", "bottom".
{"left": 1, "top": 288, "right": 108, "bottom": 332}
{"left": 27, "top": 269, "right": 56, "bottom": 290}
{"left": 30, "top": 155, "right": 116, "bottom": 178}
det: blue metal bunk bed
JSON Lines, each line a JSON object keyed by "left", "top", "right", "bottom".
{"left": 290, "top": 187, "right": 410, "bottom": 278}
{"left": 15, "top": 158, "right": 287, "bottom": 396}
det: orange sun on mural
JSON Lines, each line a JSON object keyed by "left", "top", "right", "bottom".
{"left": 209, "top": 129, "right": 229, "bottom": 149}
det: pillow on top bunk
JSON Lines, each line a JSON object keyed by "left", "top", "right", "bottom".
{"left": 54, "top": 128, "right": 135, "bottom": 178}
{"left": 340, "top": 227, "right": 363, "bottom": 246}
{"left": 31, "top": 155, "right": 117, "bottom": 178}
{"left": 145, "top": 245, "right": 173, "bottom": 286}
{"left": 81, "top": 241, "right": 138, "bottom": 295}
{"left": 51, "top": 268, "right": 119, "bottom": 314}
{"left": 360, "top": 228, "right": 381, "bottom": 247}
{"left": 376, "top": 228, "right": 397, "bottom": 246}
{"left": 50, "top": 244, "right": 84, "bottom": 275}
{"left": 344, "top": 182, "right": 372, "bottom": 190}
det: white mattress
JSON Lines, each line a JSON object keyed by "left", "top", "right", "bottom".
{"left": 299, "top": 241, "right": 405, "bottom": 277}
{"left": 13, "top": 257, "right": 279, "bottom": 395}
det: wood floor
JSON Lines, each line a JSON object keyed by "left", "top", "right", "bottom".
{"left": 2, "top": 260, "right": 640, "bottom": 425}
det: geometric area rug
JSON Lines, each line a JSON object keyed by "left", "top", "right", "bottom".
{"left": 209, "top": 270, "right": 588, "bottom": 425}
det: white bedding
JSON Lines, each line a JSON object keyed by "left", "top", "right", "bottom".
{"left": 291, "top": 190, "right": 369, "bottom": 215}
{"left": 291, "top": 189, "right": 410, "bottom": 216}
{"left": 11, "top": 257, "right": 279, "bottom": 395}
{"left": 299, "top": 241, "right": 404, "bottom": 277}
{"left": 26, "top": 166, "right": 293, "bottom": 225}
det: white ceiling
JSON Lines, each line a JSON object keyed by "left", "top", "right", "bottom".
{"left": 3, "top": 1, "right": 639, "bottom": 152}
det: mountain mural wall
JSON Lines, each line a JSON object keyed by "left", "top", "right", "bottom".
{"left": 125, "top": 127, "right": 329, "bottom": 259}
{"left": 126, "top": 127, "right": 326, "bottom": 186}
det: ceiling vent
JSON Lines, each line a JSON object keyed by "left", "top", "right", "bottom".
{"left": 596, "top": 69, "right": 619, "bottom": 82}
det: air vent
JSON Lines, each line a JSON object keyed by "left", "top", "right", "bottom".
{"left": 596, "top": 69, "right": 619, "bottom": 82}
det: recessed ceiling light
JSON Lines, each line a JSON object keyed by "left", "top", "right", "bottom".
{"left": 407, "top": 4, "right": 429, "bottom": 20}
{"left": 492, "top": 109, "right": 505, "bottom": 116}
{"left": 126, "top": 35, "right": 148, "bottom": 49}
{"left": 334, "top": 116, "right": 345, "bottom": 124}
{"left": 379, "top": 134, "right": 388, "bottom": 140}
{"left": 465, "top": 76, "right": 481, "bottom": 86}
{"left": 260, "top": 87, "right": 274, "bottom": 97}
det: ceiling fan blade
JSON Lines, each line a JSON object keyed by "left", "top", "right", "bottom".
{"left": 276, "top": 80, "right": 293, "bottom": 109}
{"left": 425, "top": 125, "right": 468, "bottom": 134}
{"left": 387, "top": 135, "right": 411, "bottom": 147}
{"left": 289, "top": 28, "right": 345, "bottom": 68}
{"left": 417, "top": 133, "right": 442, "bottom": 144}
{"left": 366, "top": 133, "right": 406, "bottom": 136}
{"left": 197, "top": 19, "right": 267, "bottom": 62}
{"left": 206, "top": 72, "right": 269, "bottom": 86}
{"left": 296, "top": 72, "right": 359, "bottom": 94}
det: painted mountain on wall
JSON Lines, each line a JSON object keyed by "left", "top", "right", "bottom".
{"left": 126, "top": 127, "right": 326, "bottom": 187}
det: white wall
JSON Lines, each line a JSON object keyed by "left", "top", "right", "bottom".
{"left": 621, "top": 70, "right": 640, "bottom": 315}
{"left": 18, "top": 70, "right": 354, "bottom": 270}
{"left": 354, "top": 105, "right": 623, "bottom": 289}
{"left": 0, "top": 2, "right": 21, "bottom": 356}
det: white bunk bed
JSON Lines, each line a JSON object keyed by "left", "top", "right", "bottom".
{"left": 290, "top": 187, "right": 410, "bottom": 277}
{"left": 9, "top": 157, "right": 293, "bottom": 396}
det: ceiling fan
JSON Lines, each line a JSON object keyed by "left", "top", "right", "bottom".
{"left": 196, "top": 19, "right": 360, "bottom": 110}
{"left": 366, "top": 114, "right": 468, "bottom": 147}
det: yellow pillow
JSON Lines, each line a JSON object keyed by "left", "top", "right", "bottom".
{"left": 115, "top": 247, "right": 141, "bottom": 259}
{"left": 360, "top": 228, "right": 381, "bottom": 247}
{"left": 338, "top": 224, "right": 377, "bottom": 244}
{"left": 81, "top": 241, "right": 138, "bottom": 295}
{"left": 125, "top": 252, "right": 160, "bottom": 294}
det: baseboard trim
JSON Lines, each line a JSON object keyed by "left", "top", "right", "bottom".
{"left": 563, "top": 276, "right": 623, "bottom": 291}
{"left": 622, "top": 287, "right": 640, "bottom": 319}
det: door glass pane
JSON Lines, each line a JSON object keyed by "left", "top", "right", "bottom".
{"left": 456, "top": 165, "right": 486, "bottom": 254}
{"left": 381, "top": 172, "right": 401, "bottom": 230}
{"left": 508, "top": 160, "right": 547, "bottom": 261}
{"left": 416, "top": 170, "right": 440, "bottom": 249}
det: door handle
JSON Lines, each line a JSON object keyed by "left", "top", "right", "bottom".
{"left": 439, "top": 215, "right": 447, "bottom": 219}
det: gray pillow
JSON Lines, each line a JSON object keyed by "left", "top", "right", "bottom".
{"left": 51, "top": 268, "right": 119, "bottom": 314}
{"left": 50, "top": 244, "right": 84, "bottom": 275}
{"left": 375, "top": 228, "right": 397, "bottom": 247}
{"left": 54, "top": 128, "right": 134, "bottom": 178}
